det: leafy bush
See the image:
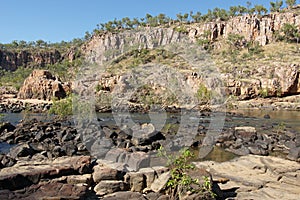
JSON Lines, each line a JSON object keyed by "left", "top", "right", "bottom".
{"left": 247, "top": 41, "right": 264, "bottom": 55}
{"left": 259, "top": 88, "right": 269, "bottom": 98}
{"left": 174, "top": 26, "right": 188, "bottom": 34}
{"left": 197, "top": 30, "right": 213, "bottom": 51}
{"left": 196, "top": 83, "right": 211, "bottom": 104}
{"left": 226, "top": 33, "right": 245, "bottom": 50}
{"left": 45, "top": 59, "right": 82, "bottom": 82}
{"left": 274, "top": 23, "right": 300, "bottom": 43}
{"left": 158, "top": 147, "right": 215, "bottom": 199}
{"left": 0, "top": 113, "right": 4, "bottom": 123}
{"left": 48, "top": 95, "right": 73, "bottom": 118}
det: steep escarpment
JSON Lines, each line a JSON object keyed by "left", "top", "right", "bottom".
{"left": 0, "top": 49, "right": 62, "bottom": 71}
{"left": 188, "top": 10, "right": 300, "bottom": 46}
{"left": 2, "top": 8, "right": 300, "bottom": 106}
{"left": 82, "top": 10, "right": 300, "bottom": 107}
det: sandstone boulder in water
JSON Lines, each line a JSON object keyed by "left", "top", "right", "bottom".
{"left": 17, "top": 70, "right": 70, "bottom": 101}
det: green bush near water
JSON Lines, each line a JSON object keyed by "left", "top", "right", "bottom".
{"left": 48, "top": 95, "right": 73, "bottom": 118}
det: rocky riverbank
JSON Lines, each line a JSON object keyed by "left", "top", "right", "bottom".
{"left": 0, "top": 98, "right": 52, "bottom": 113}
{"left": 0, "top": 117, "right": 214, "bottom": 199}
{"left": 0, "top": 110, "right": 299, "bottom": 199}
{"left": 229, "top": 95, "right": 300, "bottom": 111}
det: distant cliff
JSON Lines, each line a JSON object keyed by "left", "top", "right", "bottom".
{"left": 187, "top": 10, "right": 300, "bottom": 46}
{"left": 0, "top": 49, "right": 62, "bottom": 71}
{"left": 82, "top": 9, "right": 300, "bottom": 103}
{"left": 0, "top": 47, "right": 81, "bottom": 71}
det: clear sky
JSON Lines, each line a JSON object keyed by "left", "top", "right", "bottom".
{"left": 0, "top": 0, "right": 285, "bottom": 43}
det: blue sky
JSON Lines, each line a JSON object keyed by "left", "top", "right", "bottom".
{"left": 0, "top": 0, "right": 286, "bottom": 43}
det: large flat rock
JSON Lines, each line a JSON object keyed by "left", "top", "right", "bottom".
{"left": 0, "top": 156, "right": 91, "bottom": 190}
{"left": 194, "top": 155, "right": 300, "bottom": 200}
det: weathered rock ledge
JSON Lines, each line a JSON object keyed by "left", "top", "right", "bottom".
{"left": 195, "top": 155, "right": 300, "bottom": 200}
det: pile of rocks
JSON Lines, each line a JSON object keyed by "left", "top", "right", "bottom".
{"left": 0, "top": 99, "right": 52, "bottom": 113}
{"left": 0, "top": 118, "right": 216, "bottom": 199}
{"left": 0, "top": 119, "right": 88, "bottom": 162}
{"left": 215, "top": 126, "right": 300, "bottom": 161}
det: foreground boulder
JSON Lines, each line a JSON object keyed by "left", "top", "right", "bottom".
{"left": 17, "top": 70, "right": 70, "bottom": 101}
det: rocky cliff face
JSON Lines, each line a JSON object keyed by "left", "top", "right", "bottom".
{"left": 83, "top": 28, "right": 185, "bottom": 65}
{"left": 188, "top": 11, "right": 300, "bottom": 46}
{"left": 83, "top": 10, "right": 300, "bottom": 101}
{"left": 0, "top": 49, "right": 63, "bottom": 71}
{"left": 226, "top": 64, "right": 300, "bottom": 99}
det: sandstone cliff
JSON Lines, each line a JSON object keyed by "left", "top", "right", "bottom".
{"left": 82, "top": 10, "right": 300, "bottom": 102}
{"left": 0, "top": 49, "right": 62, "bottom": 71}
{"left": 188, "top": 11, "right": 300, "bottom": 46}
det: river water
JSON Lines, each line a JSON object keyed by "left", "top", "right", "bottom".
{"left": 1, "top": 109, "right": 299, "bottom": 161}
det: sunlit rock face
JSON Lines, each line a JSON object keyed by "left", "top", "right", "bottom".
{"left": 17, "top": 70, "right": 70, "bottom": 101}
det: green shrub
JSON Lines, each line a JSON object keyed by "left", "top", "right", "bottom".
{"left": 196, "top": 83, "right": 211, "bottom": 104}
{"left": 95, "top": 84, "right": 103, "bottom": 92}
{"left": 247, "top": 41, "right": 264, "bottom": 55}
{"left": 0, "top": 113, "right": 4, "bottom": 123}
{"left": 158, "top": 146, "right": 215, "bottom": 199}
{"left": 226, "top": 33, "right": 245, "bottom": 50}
{"left": 259, "top": 88, "right": 269, "bottom": 98}
{"left": 48, "top": 95, "right": 73, "bottom": 118}
{"left": 275, "top": 23, "right": 300, "bottom": 43}
{"left": 174, "top": 26, "right": 188, "bottom": 34}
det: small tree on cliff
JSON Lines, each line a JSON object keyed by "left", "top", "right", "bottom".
{"left": 285, "top": 0, "right": 296, "bottom": 9}
{"left": 270, "top": 0, "right": 283, "bottom": 12}
{"left": 281, "top": 23, "right": 300, "bottom": 43}
{"left": 229, "top": 6, "right": 239, "bottom": 16}
{"left": 190, "top": 11, "right": 202, "bottom": 22}
{"left": 253, "top": 5, "right": 268, "bottom": 15}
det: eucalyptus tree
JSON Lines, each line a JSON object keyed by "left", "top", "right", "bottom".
{"left": 285, "top": 0, "right": 296, "bottom": 9}
{"left": 270, "top": 0, "right": 283, "bottom": 12}
{"left": 254, "top": 5, "right": 268, "bottom": 15}
{"left": 190, "top": 11, "right": 202, "bottom": 22}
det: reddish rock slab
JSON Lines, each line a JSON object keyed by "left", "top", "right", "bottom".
{"left": 0, "top": 156, "right": 91, "bottom": 190}
{"left": 0, "top": 182, "right": 88, "bottom": 200}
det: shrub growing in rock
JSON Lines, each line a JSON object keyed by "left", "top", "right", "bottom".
{"left": 196, "top": 83, "right": 212, "bottom": 104}
{"left": 158, "top": 147, "right": 215, "bottom": 199}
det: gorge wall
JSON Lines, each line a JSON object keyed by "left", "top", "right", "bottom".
{"left": 2, "top": 10, "right": 300, "bottom": 71}
{"left": 188, "top": 10, "right": 300, "bottom": 46}
{"left": 83, "top": 9, "right": 300, "bottom": 102}
{"left": 0, "top": 49, "right": 62, "bottom": 71}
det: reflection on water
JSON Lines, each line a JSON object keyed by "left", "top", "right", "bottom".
{"left": 193, "top": 146, "right": 237, "bottom": 162}
{"left": 0, "top": 142, "right": 14, "bottom": 154}
{"left": 231, "top": 109, "right": 300, "bottom": 132}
